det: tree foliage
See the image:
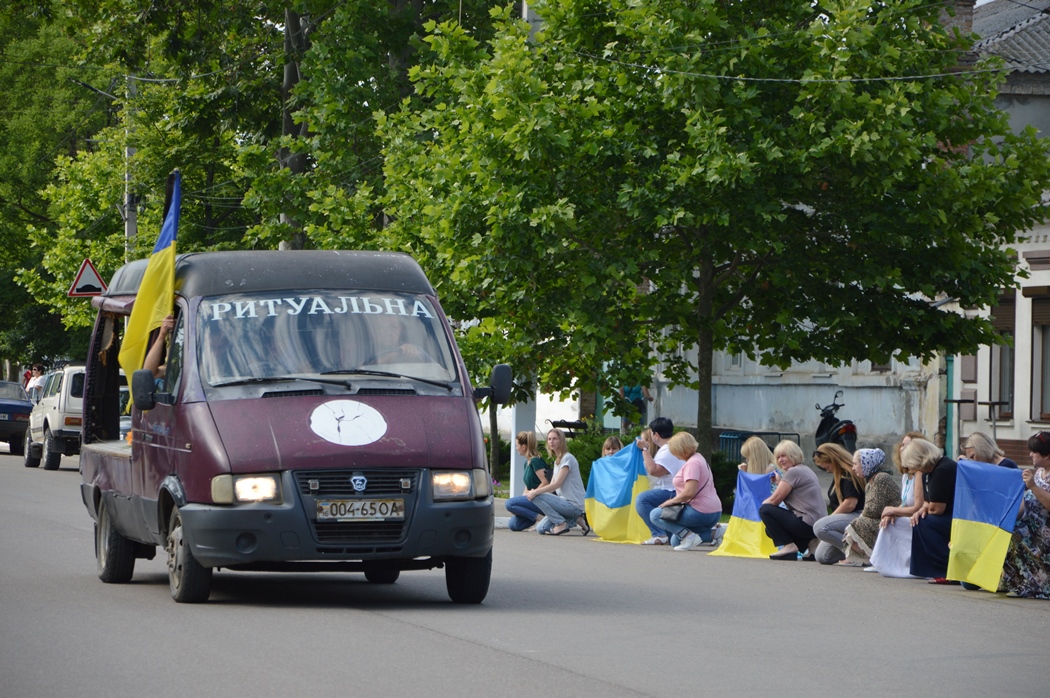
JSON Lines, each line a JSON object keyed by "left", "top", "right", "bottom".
{"left": 377, "top": 0, "right": 1050, "bottom": 451}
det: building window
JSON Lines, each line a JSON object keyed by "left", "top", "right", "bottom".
{"left": 1032, "top": 298, "right": 1050, "bottom": 421}
{"left": 990, "top": 331, "right": 1014, "bottom": 419}
{"left": 990, "top": 294, "right": 1014, "bottom": 420}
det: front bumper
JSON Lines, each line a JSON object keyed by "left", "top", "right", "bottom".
{"left": 179, "top": 470, "right": 494, "bottom": 569}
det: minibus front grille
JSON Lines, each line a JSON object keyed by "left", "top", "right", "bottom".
{"left": 294, "top": 469, "right": 420, "bottom": 496}
{"left": 312, "top": 521, "right": 406, "bottom": 544}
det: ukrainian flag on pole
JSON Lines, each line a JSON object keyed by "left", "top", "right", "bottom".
{"left": 947, "top": 460, "right": 1025, "bottom": 591}
{"left": 709, "top": 471, "right": 778, "bottom": 558}
{"left": 118, "top": 171, "right": 180, "bottom": 380}
{"left": 584, "top": 445, "right": 651, "bottom": 543}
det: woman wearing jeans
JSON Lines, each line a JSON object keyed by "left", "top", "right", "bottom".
{"left": 650, "top": 432, "right": 724, "bottom": 551}
{"left": 526, "top": 428, "right": 589, "bottom": 536}
{"left": 810, "top": 443, "right": 865, "bottom": 564}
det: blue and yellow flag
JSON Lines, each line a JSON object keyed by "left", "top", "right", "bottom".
{"left": 118, "top": 171, "right": 180, "bottom": 380}
{"left": 709, "top": 470, "right": 778, "bottom": 558}
{"left": 584, "top": 445, "right": 651, "bottom": 543}
{"left": 947, "top": 460, "right": 1024, "bottom": 591}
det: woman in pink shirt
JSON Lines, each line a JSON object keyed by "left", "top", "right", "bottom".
{"left": 651, "top": 432, "right": 724, "bottom": 551}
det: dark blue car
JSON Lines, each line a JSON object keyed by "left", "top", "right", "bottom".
{"left": 0, "top": 381, "right": 32, "bottom": 455}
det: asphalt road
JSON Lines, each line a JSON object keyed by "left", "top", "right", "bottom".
{"left": 0, "top": 448, "right": 1044, "bottom": 697}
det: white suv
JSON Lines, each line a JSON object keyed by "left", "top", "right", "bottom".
{"left": 25, "top": 363, "right": 84, "bottom": 470}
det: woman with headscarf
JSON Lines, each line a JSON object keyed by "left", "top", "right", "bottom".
{"left": 810, "top": 443, "right": 866, "bottom": 564}
{"left": 841, "top": 448, "right": 901, "bottom": 566}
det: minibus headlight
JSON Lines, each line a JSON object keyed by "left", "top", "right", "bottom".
{"left": 235, "top": 475, "right": 281, "bottom": 503}
{"left": 432, "top": 471, "right": 474, "bottom": 501}
{"left": 211, "top": 474, "right": 282, "bottom": 504}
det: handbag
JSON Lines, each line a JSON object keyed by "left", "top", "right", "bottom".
{"left": 659, "top": 503, "right": 686, "bottom": 522}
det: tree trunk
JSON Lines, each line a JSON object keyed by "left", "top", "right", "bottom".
{"left": 694, "top": 257, "right": 715, "bottom": 458}
{"left": 280, "top": 9, "right": 309, "bottom": 250}
{"left": 489, "top": 398, "right": 499, "bottom": 474}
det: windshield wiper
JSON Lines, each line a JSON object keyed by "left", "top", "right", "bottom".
{"left": 321, "top": 369, "right": 454, "bottom": 391}
{"left": 211, "top": 375, "right": 352, "bottom": 388}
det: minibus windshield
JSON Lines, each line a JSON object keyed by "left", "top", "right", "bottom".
{"left": 197, "top": 291, "right": 457, "bottom": 387}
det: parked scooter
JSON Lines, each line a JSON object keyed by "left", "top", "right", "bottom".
{"left": 815, "top": 390, "right": 858, "bottom": 453}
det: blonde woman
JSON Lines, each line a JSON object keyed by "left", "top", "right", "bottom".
{"left": 649, "top": 432, "right": 723, "bottom": 551}
{"left": 602, "top": 435, "right": 624, "bottom": 456}
{"left": 869, "top": 432, "right": 926, "bottom": 577}
{"left": 811, "top": 443, "right": 866, "bottom": 564}
{"left": 904, "top": 438, "right": 958, "bottom": 581}
{"left": 760, "top": 440, "right": 826, "bottom": 560}
{"left": 737, "top": 436, "right": 777, "bottom": 475}
{"left": 504, "top": 432, "right": 552, "bottom": 531}
{"left": 962, "top": 431, "right": 1018, "bottom": 469}
{"left": 526, "top": 429, "right": 589, "bottom": 536}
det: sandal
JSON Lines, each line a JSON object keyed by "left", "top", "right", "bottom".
{"left": 577, "top": 514, "right": 591, "bottom": 536}
{"left": 549, "top": 523, "right": 570, "bottom": 536}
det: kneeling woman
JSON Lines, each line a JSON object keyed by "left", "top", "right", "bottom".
{"left": 650, "top": 432, "right": 723, "bottom": 551}
{"left": 526, "top": 428, "right": 589, "bottom": 536}
{"left": 760, "top": 441, "right": 827, "bottom": 560}
{"left": 903, "top": 438, "right": 957, "bottom": 580}
{"left": 998, "top": 431, "right": 1050, "bottom": 598}
{"left": 503, "top": 431, "right": 552, "bottom": 531}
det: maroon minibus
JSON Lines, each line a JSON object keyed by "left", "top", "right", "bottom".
{"left": 80, "top": 250, "right": 510, "bottom": 603}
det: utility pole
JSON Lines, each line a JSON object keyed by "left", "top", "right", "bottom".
{"left": 124, "top": 75, "right": 137, "bottom": 260}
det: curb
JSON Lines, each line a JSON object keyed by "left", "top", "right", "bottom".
{"left": 494, "top": 516, "right": 511, "bottom": 529}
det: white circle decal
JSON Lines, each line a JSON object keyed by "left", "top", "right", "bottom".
{"left": 309, "top": 400, "right": 388, "bottom": 446}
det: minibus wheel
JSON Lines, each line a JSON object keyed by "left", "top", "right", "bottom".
{"left": 96, "top": 501, "right": 135, "bottom": 583}
{"left": 166, "top": 508, "right": 213, "bottom": 603}
{"left": 445, "top": 549, "right": 492, "bottom": 604}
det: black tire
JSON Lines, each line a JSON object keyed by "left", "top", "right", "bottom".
{"left": 23, "top": 430, "right": 39, "bottom": 468}
{"left": 445, "top": 549, "right": 492, "bottom": 604}
{"left": 166, "top": 508, "right": 212, "bottom": 603}
{"left": 9, "top": 433, "right": 24, "bottom": 456}
{"left": 96, "top": 501, "right": 136, "bottom": 583}
{"left": 41, "top": 428, "right": 61, "bottom": 470}
{"left": 364, "top": 565, "right": 400, "bottom": 584}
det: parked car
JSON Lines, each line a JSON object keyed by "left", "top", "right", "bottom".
{"left": 0, "top": 381, "right": 32, "bottom": 455}
{"left": 25, "top": 363, "right": 85, "bottom": 470}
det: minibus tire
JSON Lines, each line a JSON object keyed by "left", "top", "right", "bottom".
{"left": 167, "top": 508, "right": 212, "bottom": 603}
{"left": 445, "top": 549, "right": 492, "bottom": 604}
{"left": 364, "top": 566, "right": 400, "bottom": 584}
{"left": 41, "top": 429, "right": 61, "bottom": 470}
{"left": 23, "top": 431, "right": 39, "bottom": 468}
{"left": 96, "top": 502, "right": 136, "bottom": 583}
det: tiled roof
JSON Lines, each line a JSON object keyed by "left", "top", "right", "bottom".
{"left": 974, "top": 0, "right": 1050, "bottom": 73}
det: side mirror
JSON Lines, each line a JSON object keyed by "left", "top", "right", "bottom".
{"left": 131, "top": 369, "right": 157, "bottom": 412}
{"left": 489, "top": 364, "right": 512, "bottom": 405}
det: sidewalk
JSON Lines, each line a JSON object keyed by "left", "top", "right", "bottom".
{"left": 493, "top": 497, "right": 511, "bottom": 529}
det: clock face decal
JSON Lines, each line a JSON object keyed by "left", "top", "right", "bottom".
{"left": 309, "top": 400, "right": 388, "bottom": 446}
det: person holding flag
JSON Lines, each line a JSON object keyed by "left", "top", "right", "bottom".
{"left": 118, "top": 171, "right": 180, "bottom": 382}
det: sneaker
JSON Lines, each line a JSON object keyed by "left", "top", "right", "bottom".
{"left": 674, "top": 531, "right": 702, "bottom": 551}
{"left": 642, "top": 535, "right": 669, "bottom": 545}
{"left": 710, "top": 523, "right": 727, "bottom": 546}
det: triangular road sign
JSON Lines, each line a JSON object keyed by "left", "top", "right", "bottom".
{"left": 68, "top": 258, "right": 108, "bottom": 297}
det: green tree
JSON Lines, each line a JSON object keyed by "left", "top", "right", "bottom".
{"left": 0, "top": 3, "right": 117, "bottom": 366}
{"left": 378, "top": 1, "right": 1050, "bottom": 454}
